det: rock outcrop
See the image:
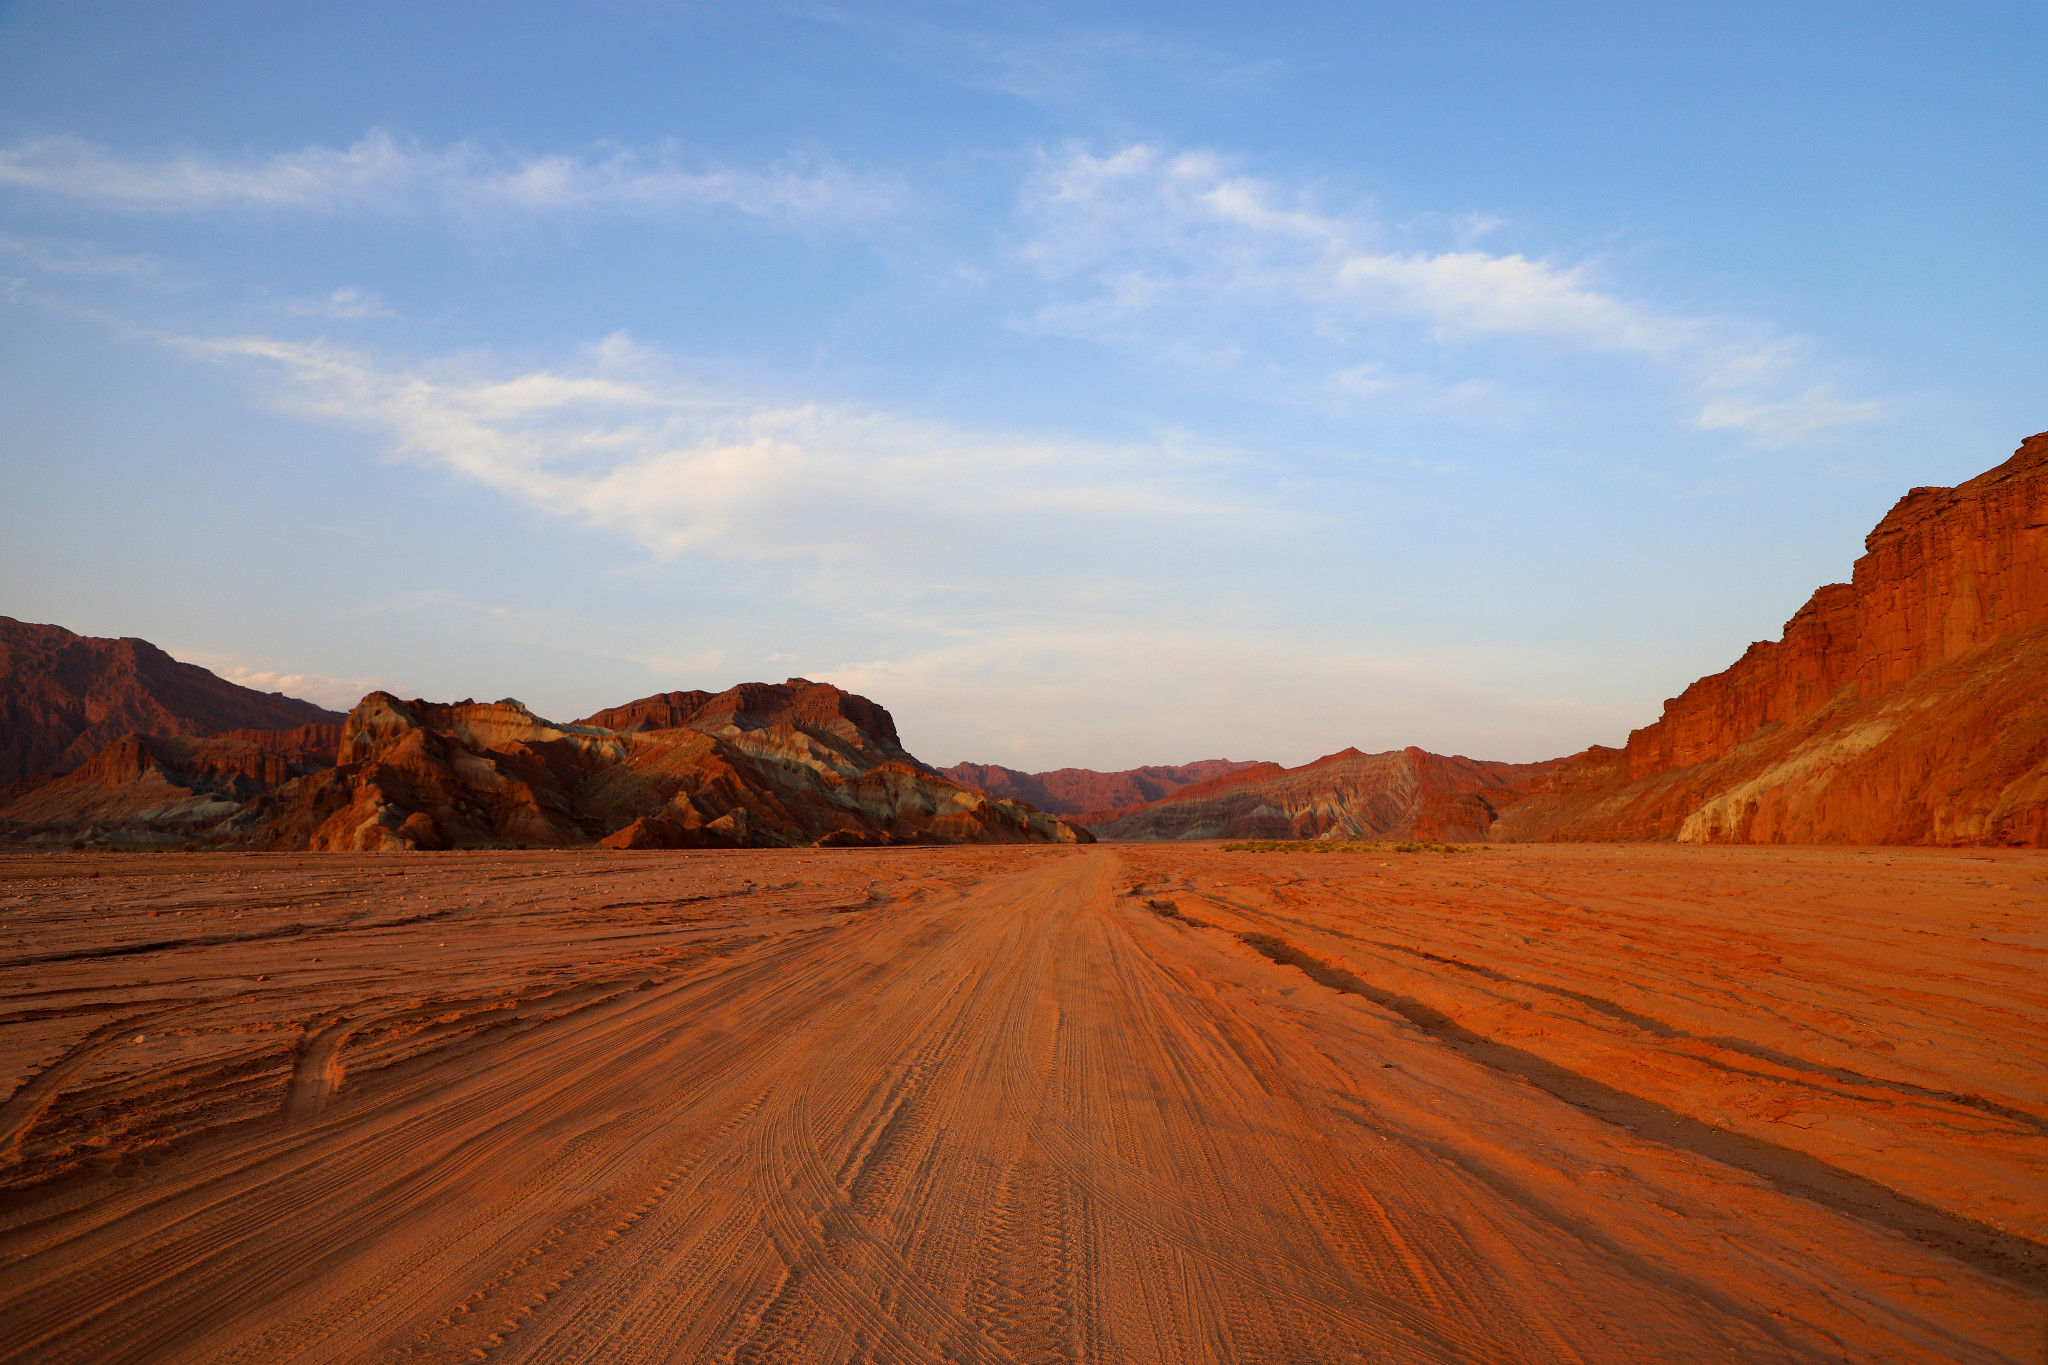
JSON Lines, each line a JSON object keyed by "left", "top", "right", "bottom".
{"left": 0, "top": 617, "right": 342, "bottom": 787}
{"left": 1491, "top": 431, "right": 2048, "bottom": 845}
{"left": 581, "top": 682, "right": 917, "bottom": 764}
{"left": 249, "top": 681, "right": 1089, "bottom": 851}
{"left": 1089, "top": 746, "right": 1561, "bottom": 842}
{"left": 938, "top": 758, "right": 1263, "bottom": 818}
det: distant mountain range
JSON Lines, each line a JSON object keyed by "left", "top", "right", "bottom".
{"left": 5, "top": 429, "right": 2045, "bottom": 848}
{"left": 934, "top": 759, "right": 1262, "bottom": 818}
{"left": 1082, "top": 748, "right": 1561, "bottom": 842}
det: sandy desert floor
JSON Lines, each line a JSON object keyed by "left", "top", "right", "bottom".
{"left": 0, "top": 842, "right": 2042, "bottom": 1364}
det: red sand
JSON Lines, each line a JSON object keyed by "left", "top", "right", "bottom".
{"left": 0, "top": 843, "right": 2042, "bottom": 1363}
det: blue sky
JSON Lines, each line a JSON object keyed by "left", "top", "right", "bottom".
{"left": 2, "top": 1, "right": 2043, "bottom": 769}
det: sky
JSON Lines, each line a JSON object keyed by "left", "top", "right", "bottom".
{"left": 1, "top": 2, "right": 2043, "bottom": 771}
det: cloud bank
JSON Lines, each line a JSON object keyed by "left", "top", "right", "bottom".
{"left": 0, "top": 124, "right": 1896, "bottom": 765}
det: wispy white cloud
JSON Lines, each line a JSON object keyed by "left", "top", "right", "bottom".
{"left": 0, "top": 130, "right": 903, "bottom": 225}
{"left": 287, "top": 287, "right": 395, "bottom": 320}
{"left": 0, "top": 232, "right": 166, "bottom": 279}
{"left": 1019, "top": 144, "right": 1880, "bottom": 442}
{"left": 1694, "top": 388, "right": 1888, "bottom": 443}
{"left": 175, "top": 330, "right": 1258, "bottom": 567}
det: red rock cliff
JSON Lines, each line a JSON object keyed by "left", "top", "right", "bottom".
{"left": 1627, "top": 432, "right": 2048, "bottom": 778}
{"left": 1493, "top": 432, "right": 2048, "bottom": 846}
{"left": 580, "top": 679, "right": 917, "bottom": 766}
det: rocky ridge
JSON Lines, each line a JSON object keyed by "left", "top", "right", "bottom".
{"left": 9, "top": 432, "right": 2042, "bottom": 851}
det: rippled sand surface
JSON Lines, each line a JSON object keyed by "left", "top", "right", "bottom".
{"left": 0, "top": 842, "right": 2042, "bottom": 1363}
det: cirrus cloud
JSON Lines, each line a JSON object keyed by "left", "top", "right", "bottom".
{"left": 0, "top": 130, "right": 904, "bottom": 226}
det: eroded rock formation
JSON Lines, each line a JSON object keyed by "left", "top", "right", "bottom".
{"left": 250, "top": 681, "right": 1088, "bottom": 851}
{"left": 0, "top": 617, "right": 342, "bottom": 787}
{"left": 0, "top": 725, "right": 340, "bottom": 845}
{"left": 1492, "top": 431, "right": 2048, "bottom": 845}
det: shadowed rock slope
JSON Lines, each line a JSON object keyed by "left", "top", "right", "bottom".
{"left": 1089, "top": 746, "right": 1562, "bottom": 842}
{"left": 1493, "top": 430, "right": 2048, "bottom": 845}
{"left": 0, "top": 726, "right": 340, "bottom": 845}
{"left": 937, "top": 758, "right": 1262, "bottom": 816}
{"left": 0, "top": 617, "right": 342, "bottom": 788}
{"left": 247, "top": 680, "right": 1087, "bottom": 851}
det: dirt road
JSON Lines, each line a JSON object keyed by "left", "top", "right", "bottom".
{"left": 0, "top": 843, "right": 2041, "bottom": 1363}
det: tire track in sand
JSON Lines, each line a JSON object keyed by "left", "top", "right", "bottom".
{"left": 2, "top": 846, "right": 2038, "bottom": 1365}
